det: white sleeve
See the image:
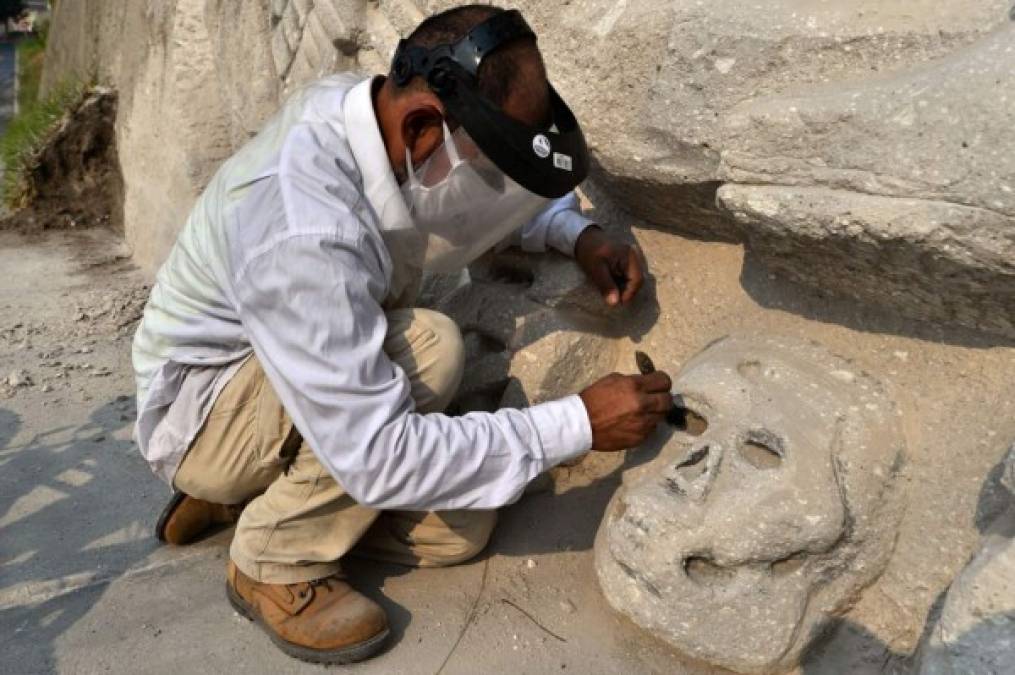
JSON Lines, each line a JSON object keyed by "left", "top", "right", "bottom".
{"left": 233, "top": 232, "right": 592, "bottom": 511}
{"left": 505, "top": 192, "right": 596, "bottom": 256}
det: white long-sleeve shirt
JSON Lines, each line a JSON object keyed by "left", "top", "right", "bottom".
{"left": 132, "top": 74, "right": 596, "bottom": 510}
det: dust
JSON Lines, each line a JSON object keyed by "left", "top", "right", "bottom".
{"left": 0, "top": 229, "right": 148, "bottom": 402}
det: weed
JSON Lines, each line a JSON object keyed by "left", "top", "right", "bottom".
{"left": 16, "top": 35, "right": 46, "bottom": 111}
{"left": 0, "top": 79, "right": 85, "bottom": 209}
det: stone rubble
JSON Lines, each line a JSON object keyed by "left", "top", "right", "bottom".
{"left": 6, "top": 370, "right": 32, "bottom": 388}
{"left": 0, "top": 281, "right": 148, "bottom": 400}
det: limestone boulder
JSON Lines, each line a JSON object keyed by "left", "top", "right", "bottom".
{"left": 720, "top": 23, "right": 1015, "bottom": 220}
{"left": 719, "top": 23, "right": 1015, "bottom": 337}
{"left": 418, "top": 0, "right": 1010, "bottom": 240}
{"left": 594, "top": 335, "right": 906, "bottom": 674}
{"left": 717, "top": 185, "right": 1015, "bottom": 338}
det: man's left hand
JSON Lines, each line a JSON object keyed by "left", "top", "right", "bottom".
{"left": 574, "top": 226, "right": 645, "bottom": 307}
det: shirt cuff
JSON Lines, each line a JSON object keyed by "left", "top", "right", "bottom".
{"left": 526, "top": 394, "right": 593, "bottom": 469}
{"left": 548, "top": 210, "right": 598, "bottom": 257}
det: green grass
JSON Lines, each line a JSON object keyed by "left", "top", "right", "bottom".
{"left": 16, "top": 35, "right": 47, "bottom": 112}
{"left": 1, "top": 79, "right": 85, "bottom": 209}
{"left": 0, "top": 17, "right": 90, "bottom": 211}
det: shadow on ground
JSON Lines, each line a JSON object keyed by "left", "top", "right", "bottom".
{"left": 0, "top": 397, "right": 163, "bottom": 671}
{"left": 493, "top": 423, "right": 675, "bottom": 558}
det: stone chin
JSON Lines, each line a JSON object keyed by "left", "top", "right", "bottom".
{"left": 596, "top": 493, "right": 835, "bottom": 671}
{"left": 594, "top": 335, "right": 906, "bottom": 674}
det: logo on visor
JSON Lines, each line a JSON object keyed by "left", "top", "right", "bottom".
{"left": 532, "top": 134, "right": 552, "bottom": 159}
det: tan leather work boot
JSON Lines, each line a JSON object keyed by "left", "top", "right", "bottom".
{"left": 155, "top": 491, "right": 243, "bottom": 545}
{"left": 226, "top": 561, "right": 389, "bottom": 664}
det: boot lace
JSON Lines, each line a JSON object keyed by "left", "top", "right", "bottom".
{"left": 292, "top": 576, "right": 335, "bottom": 600}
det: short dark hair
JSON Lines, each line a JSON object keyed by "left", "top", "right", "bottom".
{"left": 393, "top": 4, "right": 546, "bottom": 109}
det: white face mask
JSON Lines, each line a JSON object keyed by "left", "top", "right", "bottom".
{"left": 400, "top": 122, "right": 550, "bottom": 273}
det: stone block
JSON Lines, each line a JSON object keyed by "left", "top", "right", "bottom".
{"left": 718, "top": 185, "right": 1015, "bottom": 338}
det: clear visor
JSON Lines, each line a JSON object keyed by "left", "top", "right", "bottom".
{"left": 405, "top": 123, "right": 550, "bottom": 273}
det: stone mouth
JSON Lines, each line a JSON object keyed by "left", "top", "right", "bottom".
{"left": 682, "top": 551, "right": 810, "bottom": 586}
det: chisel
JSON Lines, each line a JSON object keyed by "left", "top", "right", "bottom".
{"left": 634, "top": 350, "right": 686, "bottom": 428}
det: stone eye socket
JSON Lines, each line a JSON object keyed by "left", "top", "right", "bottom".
{"left": 674, "top": 444, "right": 710, "bottom": 481}
{"left": 740, "top": 429, "right": 784, "bottom": 469}
{"left": 669, "top": 396, "right": 708, "bottom": 435}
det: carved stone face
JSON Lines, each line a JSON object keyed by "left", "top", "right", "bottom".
{"left": 595, "top": 336, "right": 905, "bottom": 674}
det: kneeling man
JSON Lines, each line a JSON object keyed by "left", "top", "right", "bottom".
{"left": 133, "top": 4, "right": 672, "bottom": 664}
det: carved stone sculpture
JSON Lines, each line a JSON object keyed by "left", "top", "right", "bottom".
{"left": 595, "top": 336, "right": 906, "bottom": 674}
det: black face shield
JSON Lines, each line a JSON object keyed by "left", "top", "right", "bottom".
{"left": 389, "top": 9, "right": 589, "bottom": 200}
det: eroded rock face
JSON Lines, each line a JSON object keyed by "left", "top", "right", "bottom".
{"left": 594, "top": 335, "right": 906, "bottom": 674}
{"left": 40, "top": 1, "right": 1015, "bottom": 337}
{"left": 7, "top": 88, "right": 122, "bottom": 233}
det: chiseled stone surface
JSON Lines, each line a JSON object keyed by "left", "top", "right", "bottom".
{"left": 595, "top": 335, "right": 906, "bottom": 674}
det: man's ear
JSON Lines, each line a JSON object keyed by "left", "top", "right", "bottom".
{"left": 401, "top": 99, "right": 446, "bottom": 169}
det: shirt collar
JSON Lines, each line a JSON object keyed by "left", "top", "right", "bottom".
{"left": 344, "top": 76, "right": 414, "bottom": 234}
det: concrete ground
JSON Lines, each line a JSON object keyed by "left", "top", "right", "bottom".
{"left": 1, "top": 216, "right": 1013, "bottom": 674}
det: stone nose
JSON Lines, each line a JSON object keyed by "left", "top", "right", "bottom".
{"left": 663, "top": 439, "right": 724, "bottom": 503}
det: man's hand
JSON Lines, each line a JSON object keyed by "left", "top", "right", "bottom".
{"left": 574, "top": 226, "right": 645, "bottom": 307}
{"left": 579, "top": 371, "right": 673, "bottom": 452}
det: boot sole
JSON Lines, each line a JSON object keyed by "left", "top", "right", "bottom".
{"left": 226, "top": 582, "right": 390, "bottom": 665}
{"left": 154, "top": 490, "right": 187, "bottom": 544}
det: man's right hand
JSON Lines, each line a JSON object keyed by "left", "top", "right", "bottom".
{"left": 579, "top": 372, "right": 673, "bottom": 452}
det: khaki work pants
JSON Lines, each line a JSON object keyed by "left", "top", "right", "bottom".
{"left": 173, "top": 308, "right": 497, "bottom": 584}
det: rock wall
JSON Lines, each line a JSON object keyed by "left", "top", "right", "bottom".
{"left": 40, "top": 0, "right": 1014, "bottom": 338}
